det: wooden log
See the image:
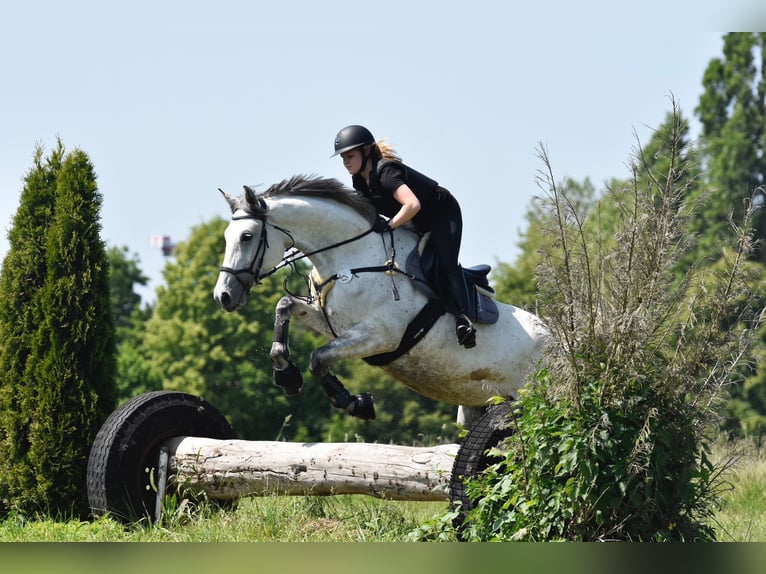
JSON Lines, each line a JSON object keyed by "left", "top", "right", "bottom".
{"left": 163, "top": 437, "right": 459, "bottom": 502}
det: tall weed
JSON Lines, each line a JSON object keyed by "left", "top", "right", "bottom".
{"left": 456, "top": 101, "right": 764, "bottom": 541}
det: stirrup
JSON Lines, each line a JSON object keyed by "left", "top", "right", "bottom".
{"left": 456, "top": 314, "right": 476, "bottom": 349}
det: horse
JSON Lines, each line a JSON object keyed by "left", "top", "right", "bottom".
{"left": 213, "top": 175, "right": 549, "bottom": 429}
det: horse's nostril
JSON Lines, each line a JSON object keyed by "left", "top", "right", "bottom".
{"left": 220, "top": 292, "right": 231, "bottom": 308}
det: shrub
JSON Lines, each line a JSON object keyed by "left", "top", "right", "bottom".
{"left": 456, "top": 101, "right": 763, "bottom": 541}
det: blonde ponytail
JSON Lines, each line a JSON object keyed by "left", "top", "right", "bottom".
{"left": 373, "top": 139, "right": 402, "bottom": 163}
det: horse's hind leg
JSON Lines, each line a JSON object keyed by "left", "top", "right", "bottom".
{"left": 308, "top": 328, "right": 392, "bottom": 421}
{"left": 270, "top": 295, "right": 306, "bottom": 396}
{"left": 318, "top": 372, "right": 375, "bottom": 420}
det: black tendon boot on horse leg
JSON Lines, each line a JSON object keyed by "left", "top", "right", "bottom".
{"left": 447, "top": 270, "right": 477, "bottom": 349}
{"left": 320, "top": 373, "right": 376, "bottom": 420}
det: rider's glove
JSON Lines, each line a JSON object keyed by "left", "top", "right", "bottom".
{"left": 372, "top": 216, "right": 392, "bottom": 233}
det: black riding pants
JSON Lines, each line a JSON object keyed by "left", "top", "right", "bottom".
{"left": 428, "top": 195, "right": 464, "bottom": 301}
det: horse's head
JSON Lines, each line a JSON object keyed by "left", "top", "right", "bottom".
{"left": 214, "top": 186, "right": 290, "bottom": 312}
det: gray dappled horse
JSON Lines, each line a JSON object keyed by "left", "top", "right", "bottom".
{"left": 214, "top": 175, "right": 548, "bottom": 429}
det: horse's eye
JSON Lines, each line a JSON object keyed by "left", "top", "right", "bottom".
{"left": 241, "top": 231, "right": 254, "bottom": 242}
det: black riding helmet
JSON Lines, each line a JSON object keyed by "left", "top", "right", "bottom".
{"left": 331, "top": 125, "right": 375, "bottom": 157}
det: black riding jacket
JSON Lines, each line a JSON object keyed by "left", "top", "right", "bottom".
{"left": 352, "top": 160, "right": 453, "bottom": 232}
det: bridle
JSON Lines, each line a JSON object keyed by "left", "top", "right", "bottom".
{"left": 218, "top": 211, "right": 378, "bottom": 294}
{"left": 218, "top": 212, "right": 281, "bottom": 291}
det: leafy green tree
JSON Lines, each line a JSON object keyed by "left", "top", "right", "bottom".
{"left": 139, "top": 217, "right": 284, "bottom": 439}
{"left": 107, "top": 246, "right": 159, "bottom": 403}
{"left": 691, "top": 33, "right": 766, "bottom": 435}
{"left": 0, "top": 143, "right": 116, "bottom": 517}
{"left": 491, "top": 176, "right": 598, "bottom": 311}
{"left": 108, "top": 245, "right": 148, "bottom": 330}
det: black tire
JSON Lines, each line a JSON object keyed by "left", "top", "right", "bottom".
{"left": 87, "top": 391, "right": 236, "bottom": 523}
{"left": 449, "top": 401, "right": 515, "bottom": 530}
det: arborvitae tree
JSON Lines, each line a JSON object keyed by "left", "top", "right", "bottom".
{"left": 0, "top": 144, "right": 116, "bottom": 517}
{"left": 0, "top": 143, "right": 64, "bottom": 514}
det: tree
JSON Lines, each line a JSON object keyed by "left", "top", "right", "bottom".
{"left": 138, "top": 217, "right": 302, "bottom": 439}
{"left": 694, "top": 32, "right": 766, "bottom": 262}
{"left": 491, "top": 176, "right": 598, "bottom": 311}
{"left": 107, "top": 246, "right": 159, "bottom": 403}
{"left": 108, "top": 245, "right": 148, "bottom": 330}
{"left": 692, "top": 33, "right": 766, "bottom": 435}
{"left": 0, "top": 143, "right": 63, "bottom": 514}
{"left": 0, "top": 143, "right": 116, "bottom": 517}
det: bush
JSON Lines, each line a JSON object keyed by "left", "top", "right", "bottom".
{"left": 452, "top": 101, "right": 763, "bottom": 541}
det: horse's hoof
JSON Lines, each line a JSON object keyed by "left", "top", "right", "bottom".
{"left": 273, "top": 362, "right": 303, "bottom": 396}
{"left": 350, "top": 392, "right": 376, "bottom": 420}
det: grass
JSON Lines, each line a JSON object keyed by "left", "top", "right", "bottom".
{"left": 712, "top": 441, "right": 766, "bottom": 542}
{"left": 1, "top": 440, "right": 766, "bottom": 542}
{"left": 0, "top": 495, "right": 447, "bottom": 542}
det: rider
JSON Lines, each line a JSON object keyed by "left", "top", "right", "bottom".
{"left": 331, "top": 124, "right": 477, "bottom": 349}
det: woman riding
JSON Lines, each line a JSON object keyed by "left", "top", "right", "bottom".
{"left": 331, "top": 124, "right": 477, "bottom": 349}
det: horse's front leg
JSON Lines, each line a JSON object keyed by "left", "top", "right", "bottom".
{"left": 309, "top": 326, "right": 396, "bottom": 421}
{"left": 270, "top": 295, "right": 322, "bottom": 397}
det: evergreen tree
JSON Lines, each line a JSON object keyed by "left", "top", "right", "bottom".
{"left": 0, "top": 143, "right": 64, "bottom": 514}
{"left": 0, "top": 144, "right": 116, "bottom": 517}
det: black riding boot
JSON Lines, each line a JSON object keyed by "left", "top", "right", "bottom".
{"left": 446, "top": 270, "right": 477, "bottom": 349}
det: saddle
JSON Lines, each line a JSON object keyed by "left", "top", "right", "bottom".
{"left": 406, "top": 234, "right": 500, "bottom": 325}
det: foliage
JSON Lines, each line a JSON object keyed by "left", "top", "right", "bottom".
{"left": 688, "top": 33, "right": 766, "bottom": 437}
{"left": 455, "top": 102, "right": 763, "bottom": 541}
{"left": 108, "top": 246, "right": 159, "bottom": 402}
{"left": 108, "top": 245, "right": 149, "bottom": 330}
{"left": 0, "top": 142, "right": 116, "bottom": 518}
{"left": 693, "top": 32, "right": 766, "bottom": 264}
{"left": 491, "top": 177, "right": 598, "bottom": 312}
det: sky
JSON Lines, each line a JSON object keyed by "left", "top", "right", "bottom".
{"left": 1, "top": 1, "right": 763, "bottom": 304}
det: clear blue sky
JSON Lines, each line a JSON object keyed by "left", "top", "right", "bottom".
{"left": 0, "top": 2, "right": 762, "bottom": 303}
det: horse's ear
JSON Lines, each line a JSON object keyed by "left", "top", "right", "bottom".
{"left": 219, "top": 188, "right": 238, "bottom": 213}
{"left": 243, "top": 185, "right": 267, "bottom": 212}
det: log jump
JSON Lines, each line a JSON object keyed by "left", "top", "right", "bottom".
{"left": 166, "top": 437, "right": 458, "bottom": 502}
{"left": 87, "top": 391, "right": 513, "bottom": 524}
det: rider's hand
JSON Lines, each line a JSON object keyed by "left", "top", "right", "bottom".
{"left": 372, "top": 216, "right": 392, "bottom": 233}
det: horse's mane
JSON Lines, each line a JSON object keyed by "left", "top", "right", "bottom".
{"left": 237, "top": 175, "right": 377, "bottom": 223}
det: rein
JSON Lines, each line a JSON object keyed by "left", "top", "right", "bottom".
{"left": 219, "top": 211, "right": 391, "bottom": 292}
{"left": 220, "top": 208, "right": 435, "bottom": 347}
